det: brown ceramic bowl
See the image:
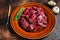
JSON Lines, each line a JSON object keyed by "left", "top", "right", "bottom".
{"left": 10, "top": 2, "right": 55, "bottom": 39}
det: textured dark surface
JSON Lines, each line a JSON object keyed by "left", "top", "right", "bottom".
{"left": 0, "top": 0, "right": 60, "bottom": 40}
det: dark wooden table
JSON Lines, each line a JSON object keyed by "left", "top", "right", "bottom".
{"left": 0, "top": 0, "right": 60, "bottom": 40}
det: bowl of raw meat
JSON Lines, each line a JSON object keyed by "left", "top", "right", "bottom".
{"left": 10, "top": 2, "right": 55, "bottom": 39}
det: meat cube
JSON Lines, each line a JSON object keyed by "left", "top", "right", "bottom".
{"left": 29, "top": 24, "right": 35, "bottom": 31}
{"left": 20, "top": 18, "right": 29, "bottom": 29}
{"left": 37, "top": 15, "right": 43, "bottom": 21}
{"left": 37, "top": 8, "right": 44, "bottom": 15}
{"left": 37, "top": 15, "right": 47, "bottom": 27}
{"left": 29, "top": 7, "right": 36, "bottom": 14}
{"left": 34, "top": 26, "right": 42, "bottom": 31}
{"left": 31, "top": 14, "right": 36, "bottom": 19}
{"left": 22, "top": 8, "right": 29, "bottom": 17}
{"left": 32, "top": 7, "right": 38, "bottom": 10}
{"left": 38, "top": 19, "right": 47, "bottom": 27}
{"left": 28, "top": 14, "right": 36, "bottom": 23}
{"left": 32, "top": 10, "right": 37, "bottom": 14}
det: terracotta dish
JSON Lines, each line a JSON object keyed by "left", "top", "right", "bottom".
{"left": 10, "top": 2, "right": 55, "bottom": 39}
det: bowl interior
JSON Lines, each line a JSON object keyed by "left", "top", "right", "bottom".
{"left": 10, "top": 2, "right": 55, "bottom": 39}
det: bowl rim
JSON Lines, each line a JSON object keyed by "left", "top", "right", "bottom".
{"left": 10, "top": 2, "right": 56, "bottom": 39}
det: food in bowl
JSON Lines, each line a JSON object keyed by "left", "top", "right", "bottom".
{"left": 10, "top": 2, "right": 55, "bottom": 39}
{"left": 14, "top": 7, "right": 47, "bottom": 32}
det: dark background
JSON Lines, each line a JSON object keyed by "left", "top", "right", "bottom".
{"left": 0, "top": 0, "right": 60, "bottom": 40}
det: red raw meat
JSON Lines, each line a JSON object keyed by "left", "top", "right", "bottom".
{"left": 29, "top": 24, "right": 35, "bottom": 31}
{"left": 34, "top": 26, "right": 42, "bottom": 32}
{"left": 37, "top": 15, "right": 47, "bottom": 27}
{"left": 20, "top": 7, "right": 47, "bottom": 32}
{"left": 28, "top": 13, "right": 36, "bottom": 23}
{"left": 22, "top": 8, "right": 29, "bottom": 17}
{"left": 33, "top": 7, "right": 38, "bottom": 10}
{"left": 20, "top": 18, "right": 29, "bottom": 29}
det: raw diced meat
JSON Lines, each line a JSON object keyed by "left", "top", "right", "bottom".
{"left": 29, "top": 24, "right": 35, "bottom": 31}
{"left": 20, "top": 18, "right": 29, "bottom": 29}
{"left": 37, "top": 15, "right": 47, "bottom": 27}
{"left": 37, "top": 15, "right": 43, "bottom": 20}
{"left": 32, "top": 10, "right": 37, "bottom": 14}
{"left": 26, "top": 13, "right": 37, "bottom": 23}
{"left": 38, "top": 22, "right": 46, "bottom": 27}
{"left": 34, "top": 26, "right": 42, "bottom": 31}
{"left": 32, "top": 7, "right": 38, "bottom": 10}
{"left": 29, "top": 7, "right": 34, "bottom": 14}
{"left": 19, "top": 7, "right": 47, "bottom": 32}
{"left": 23, "top": 8, "right": 29, "bottom": 15}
